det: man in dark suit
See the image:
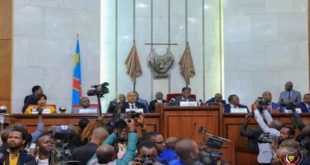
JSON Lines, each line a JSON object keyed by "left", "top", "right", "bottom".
{"left": 296, "top": 93, "right": 310, "bottom": 113}
{"left": 149, "top": 91, "right": 167, "bottom": 113}
{"left": 206, "top": 93, "right": 226, "bottom": 105}
{"left": 124, "top": 91, "right": 147, "bottom": 113}
{"left": 240, "top": 114, "right": 262, "bottom": 153}
{"left": 224, "top": 94, "right": 248, "bottom": 113}
{"left": 22, "top": 85, "right": 43, "bottom": 113}
{"left": 106, "top": 94, "right": 127, "bottom": 113}
{"left": 174, "top": 87, "right": 196, "bottom": 106}
{"left": 279, "top": 81, "right": 302, "bottom": 107}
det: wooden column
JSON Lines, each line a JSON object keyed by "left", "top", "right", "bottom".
{"left": 0, "top": 0, "right": 13, "bottom": 112}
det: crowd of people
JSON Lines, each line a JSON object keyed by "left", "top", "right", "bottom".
{"left": 11, "top": 81, "right": 310, "bottom": 164}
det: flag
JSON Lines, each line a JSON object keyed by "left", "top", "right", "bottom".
{"left": 179, "top": 42, "right": 195, "bottom": 85}
{"left": 125, "top": 41, "right": 142, "bottom": 84}
{"left": 72, "top": 39, "right": 82, "bottom": 105}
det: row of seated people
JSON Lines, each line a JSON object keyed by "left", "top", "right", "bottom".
{"left": 22, "top": 81, "right": 310, "bottom": 114}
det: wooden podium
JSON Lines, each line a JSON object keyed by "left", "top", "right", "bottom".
{"left": 157, "top": 104, "right": 235, "bottom": 165}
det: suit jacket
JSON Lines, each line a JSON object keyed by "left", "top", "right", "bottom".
{"left": 137, "top": 98, "right": 149, "bottom": 112}
{"left": 279, "top": 90, "right": 302, "bottom": 105}
{"left": 0, "top": 148, "right": 36, "bottom": 165}
{"left": 174, "top": 96, "right": 196, "bottom": 106}
{"left": 296, "top": 102, "right": 310, "bottom": 113}
{"left": 224, "top": 104, "right": 249, "bottom": 113}
{"left": 22, "top": 94, "right": 38, "bottom": 113}
{"left": 149, "top": 99, "right": 167, "bottom": 113}
{"left": 240, "top": 121, "right": 262, "bottom": 153}
{"left": 106, "top": 101, "right": 127, "bottom": 113}
{"left": 124, "top": 102, "right": 147, "bottom": 113}
{"left": 205, "top": 97, "right": 226, "bottom": 105}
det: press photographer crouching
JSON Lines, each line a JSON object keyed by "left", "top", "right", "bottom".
{"left": 253, "top": 97, "right": 283, "bottom": 164}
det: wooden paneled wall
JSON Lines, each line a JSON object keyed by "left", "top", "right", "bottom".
{"left": 0, "top": 0, "right": 12, "bottom": 112}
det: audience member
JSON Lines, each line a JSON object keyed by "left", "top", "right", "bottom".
{"left": 72, "top": 127, "right": 109, "bottom": 164}
{"left": 35, "top": 132, "right": 55, "bottom": 165}
{"left": 88, "top": 119, "right": 138, "bottom": 165}
{"left": 149, "top": 91, "right": 167, "bottom": 113}
{"left": 297, "top": 93, "right": 310, "bottom": 113}
{"left": 279, "top": 81, "right": 302, "bottom": 107}
{"left": 170, "top": 138, "right": 199, "bottom": 165}
{"left": 252, "top": 91, "right": 282, "bottom": 113}
{"left": 173, "top": 87, "right": 196, "bottom": 106}
{"left": 24, "top": 94, "right": 56, "bottom": 114}
{"left": 239, "top": 114, "right": 262, "bottom": 153}
{"left": 0, "top": 128, "right": 36, "bottom": 164}
{"left": 224, "top": 94, "right": 248, "bottom": 113}
{"left": 22, "top": 85, "right": 44, "bottom": 113}
{"left": 124, "top": 92, "right": 147, "bottom": 113}
{"left": 135, "top": 91, "right": 149, "bottom": 113}
{"left": 145, "top": 132, "right": 177, "bottom": 164}
{"left": 206, "top": 93, "right": 226, "bottom": 105}
{"left": 107, "top": 94, "right": 127, "bottom": 113}
{"left": 279, "top": 126, "right": 295, "bottom": 143}
{"left": 72, "top": 97, "right": 97, "bottom": 113}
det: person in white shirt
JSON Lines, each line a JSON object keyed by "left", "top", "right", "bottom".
{"left": 35, "top": 132, "right": 55, "bottom": 165}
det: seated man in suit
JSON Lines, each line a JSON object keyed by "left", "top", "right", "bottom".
{"left": 106, "top": 94, "right": 127, "bottom": 113}
{"left": 173, "top": 87, "right": 196, "bottom": 106}
{"left": 149, "top": 91, "right": 167, "bottom": 113}
{"left": 206, "top": 93, "right": 226, "bottom": 105}
{"left": 279, "top": 81, "right": 302, "bottom": 107}
{"left": 296, "top": 93, "right": 310, "bottom": 113}
{"left": 251, "top": 91, "right": 283, "bottom": 113}
{"left": 124, "top": 91, "right": 147, "bottom": 113}
{"left": 224, "top": 94, "right": 248, "bottom": 113}
{"left": 22, "top": 85, "right": 44, "bottom": 113}
{"left": 24, "top": 94, "right": 56, "bottom": 114}
{"left": 72, "top": 97, "right": 97, "bottom": 113}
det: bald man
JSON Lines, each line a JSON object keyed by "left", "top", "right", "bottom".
{"left": 72, "top": 127, "right": 109, "bottom": 164}
{"left": 279, "top": 81, "right": 302, "bottom": 107}
{"left": 170, "top": 139, "right": 199, "bottom": 165}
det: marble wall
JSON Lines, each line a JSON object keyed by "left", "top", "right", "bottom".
{"left": 12, "top": 0, "right": 308, "bottom": 113}
{"left": 12, "top": 0, "right": 100, "bottom": 113}
{"left": 223, "top": 0, "right": 309, "bottom": 106}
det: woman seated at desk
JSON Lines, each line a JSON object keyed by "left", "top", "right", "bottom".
{"left": 24, "top": 94, "right": 56, "bottom": 114}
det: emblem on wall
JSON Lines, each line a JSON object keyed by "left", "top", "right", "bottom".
{"left": 148, "top": 48, "right": 174, "bottom": 79}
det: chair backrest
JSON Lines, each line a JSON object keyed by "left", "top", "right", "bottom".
{"left": 166, "top": 93, "right": 196, "bottom": 101}
{"left": 72, "top": 104, "right": 98, "bottom": 108}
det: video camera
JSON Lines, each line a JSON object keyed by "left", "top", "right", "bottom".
{"left": 199, "top": 127, "right": 224, "bottom": 165}
{"left": 87, "top": 82, "right": 109, "bottom": 97}
{"left": 257, "top": 133, "right": 278, "bottom": 144}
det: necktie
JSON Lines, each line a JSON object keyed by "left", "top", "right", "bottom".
{"left": 288, "top": 92, "right": 291, "bottom": 100}
{"left": 307, "top": 105, "right": 310, "bottom": 112}
{"left": 131, "top": 104, "right": 134, "bottom": 109}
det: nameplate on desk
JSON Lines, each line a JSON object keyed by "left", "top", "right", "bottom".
{"left": 126, "top": 108, "right": 143, "bottom": 113}
{"left": 31, "top": 109, "right": 51, "bottom": 114}
{"left": 180, "top": 101, "right": 198, "bottom": 107}
{"left": 284, "top": 108, "right": 301, "bottom": 113}
{"left": 230, "top": 108, "right": 248, "bottom": 113}
{"left": 79, "top": 108, "right": 97, "bottom": 114}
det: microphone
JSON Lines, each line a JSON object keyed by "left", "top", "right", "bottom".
{"left": 199, "top": 99, "right": 204, "bottom": 106}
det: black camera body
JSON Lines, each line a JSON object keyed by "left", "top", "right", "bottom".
{"left": 127, "top": 110, "right": 141, "bottom": 119}
{"left": 87, "top": 82, "right": 109, "bottom": 97}
{"left": 135, "top": 154, "right": 155, "bottom": 165}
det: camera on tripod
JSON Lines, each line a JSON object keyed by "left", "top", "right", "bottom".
{"left": 87, "top": 82, "right": 109, "bottom": 97}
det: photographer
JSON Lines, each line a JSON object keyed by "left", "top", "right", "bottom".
{"left": 240, "top": 113, "right": 262, "bottom": 153}
{"left": 254, "top": 97, "right": 283, "bottom": 164}
{"left": 131, "top": 141, "right": 162, "bottom": 165}
{"left": 87, "top": 119, "right": 137, "bottom": 165}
